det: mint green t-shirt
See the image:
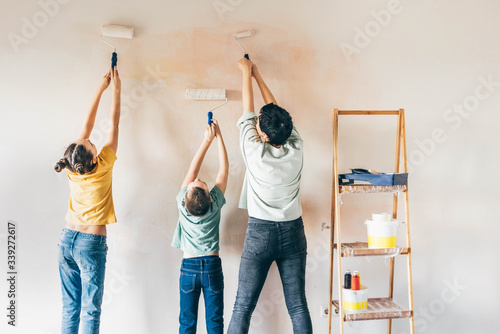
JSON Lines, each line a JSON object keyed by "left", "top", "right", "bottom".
{"left": 171, "top": 186, "right": 226, "bottom": 255}
{"left": 238, "top": 111, "right": 303, "bottom": 221}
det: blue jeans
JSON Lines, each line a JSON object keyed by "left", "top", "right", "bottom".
{"left": 228, "top": 217, "right": 313, "bottom": 334}
{"left": 58, "top": 229, "right": 108, "bottom": 334}
{"left": 179, "top": 255, "right": 224, "bottom": 334}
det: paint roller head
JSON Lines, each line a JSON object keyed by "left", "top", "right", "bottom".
{"left": 186, "top": 89, "right": 227, "bottom": 101}
{"left": 101, "top": 24, "right": 135, "bottom": 39}
{"left": 186, "top": 89, "right": 228, "bottom": 122}
{"left": 101, "top": 24, "right": 134, "bottom": 69}
{"left": 234, "top": 30, "right": 255, "bottom": 59}
{"left": 234, "top": 30, "right": 255, "bottom": 39}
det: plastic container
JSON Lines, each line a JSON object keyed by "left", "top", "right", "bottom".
{"left": 365, "top": 213, "right": 398, "bottom": 248}
{"left": 352, "top": 271, "right": 360, "bottom": 290}
{"left": 344, "top": 270, "right": 352, "bottom": 289}
{"left": 342, "top": 285, "right": 368, "bottom": 313}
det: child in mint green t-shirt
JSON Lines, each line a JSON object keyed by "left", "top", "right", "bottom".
{"left": 171, "top": 119, "right": 229, "bottom": 334}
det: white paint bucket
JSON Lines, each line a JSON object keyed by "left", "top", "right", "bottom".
{"left": 342, "top": 285, "right": 369, "bottom": 313}
{"left": 364, "top": 213, "right": 398, "bottom": 248}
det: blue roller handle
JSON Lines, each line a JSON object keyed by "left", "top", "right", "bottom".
{"left": 244, "top": 54, "right": 249, "bottom": 60}
{"left": 208, "top": 112, "right": 213, "bottom": 125}
{"left": 111, "top": 52, "right": 117, "bottom": 69}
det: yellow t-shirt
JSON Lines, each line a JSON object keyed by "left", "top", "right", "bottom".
{"left": 65, "top": 145, "right": 117, "bottom": 225}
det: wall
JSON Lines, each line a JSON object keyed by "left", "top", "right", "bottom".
{"left": 0, "top": 0, "right": 498, "bottom": 333}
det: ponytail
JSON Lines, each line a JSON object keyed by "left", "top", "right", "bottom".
{"left": 74, "top": 162, "right": 86, "bottom": 175}
{"left": 55, "top": 142, "right": 96, "bottom": 175}
{"left": 54, "top": 159, "right": 67, "bottom": 172}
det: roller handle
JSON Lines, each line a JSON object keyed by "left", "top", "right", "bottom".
{"left": 208, "top": 112, "right": 213, "bottom": 125}
{"left": 111, "top": 52, "right": 117, "bottom": 69}
{"left": 244, "top": 54, "right": 249, "bottom": 60}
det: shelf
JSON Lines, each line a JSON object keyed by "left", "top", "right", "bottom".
{"left": 339, "top": 184, "right": 407, "bottom": 194}
{"left": 332, "top": 298, "right": 412, "bottom": 322}
{"left": 334, "top": 242, "right": 408, "bottom": 257}
{"left": 329, "top": 110, "right": 415, "bottom": 333}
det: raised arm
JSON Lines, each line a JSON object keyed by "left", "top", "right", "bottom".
{"left": 78, "top": 70, "right": 111, "bottom": 139}
{"left": 252, "top": 64, "right": 277, "bottom": 105}
{"left": 238, "top": 58, "right": 254, "bottom": 114}
{"left": 181, "top": 124, "right": 216, "bottom": 188}
{"left": 104, "top": 67, "right": 121, "bottom": 153}
{"left": 212, "top": 120, "right": 229, "bottom": 194}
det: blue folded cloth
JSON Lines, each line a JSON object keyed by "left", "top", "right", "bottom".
{"left": 339, "top": 169, "right": 408, "bottom": 186}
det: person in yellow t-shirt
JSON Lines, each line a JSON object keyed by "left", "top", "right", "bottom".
{"left": 54, "top": 67, "right": 121, "bottom": 334}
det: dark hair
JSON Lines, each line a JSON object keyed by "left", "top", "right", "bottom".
{"left": 185, "top": 187, "right": 211, "bottom": 216}
{"left": 258, "top": 103, "right": 293, "bottom": 146}
{"left": 54, "top": 143, "right": 96, "bottom": 175}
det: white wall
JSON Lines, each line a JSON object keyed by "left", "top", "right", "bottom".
{"left": 0, "top": 0, "right": 498, "bottom": 333}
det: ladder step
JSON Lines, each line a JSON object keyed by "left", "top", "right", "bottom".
{"left": 339, "top": 184, "right": 407, "bottom": 194}
{"left": 332, "top": 298, "right": 412, "bottom": 322}
{"left": 338, "top": 110, "right": 400, "bottom": 115}
{"left": 334, "top": 242, "right": 408, "bottom": 257}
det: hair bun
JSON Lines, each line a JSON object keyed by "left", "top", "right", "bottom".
{"left": 74, "top": 163, "right": 85, "bottom": 175}
{"left": 54, "top": 159, "right": 66, "bottom": 173}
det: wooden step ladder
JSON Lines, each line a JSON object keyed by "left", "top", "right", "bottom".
{"left": 327, "top": 109, "right": 415, "bottom": 334}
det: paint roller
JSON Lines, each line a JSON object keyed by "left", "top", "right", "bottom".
{"left": 186, "top": 89, "right": 228, "bottom": 125}
{"left": 101, "top": 24, "right": 135, "bottom": 69}
{"left": 234, "top": 30, "right": 255, "bottom": 59}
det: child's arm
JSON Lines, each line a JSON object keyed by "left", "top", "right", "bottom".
{"left": 78, "top": 70, "right": 111, "bottom": 139}
{"left": 104, "top": 67, "right": 121, "bottom": 153}
{"left": 212, "top": 120, "right": 229, "bottom": 194}
{"left": 181, "top": 124, "right": 216, "bottom": 188}
{"left": 252, "top": 64, "right": 277, "bottom": 105}
{"left": 238, "top": 58, "right": 255, "bottom": 114}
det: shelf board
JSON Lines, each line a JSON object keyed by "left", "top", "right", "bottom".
{"left": 339, "top": 184, "right": 407, "bottom": 194}
{"left": 334, "top": 242, "right": 408, "bottom": 257}
{"left": 332, "top": 298, "right": 412, "bottom": 322}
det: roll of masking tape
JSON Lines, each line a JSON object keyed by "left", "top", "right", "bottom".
{"left": 372, "top": 213, "right": 392, "bottom": 221}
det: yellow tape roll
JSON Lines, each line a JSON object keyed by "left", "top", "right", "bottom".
{"left": 367, "top": 235, "right": 397, "bottom": 248}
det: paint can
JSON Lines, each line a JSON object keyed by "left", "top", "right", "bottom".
{"left": 342, "top": 285, "right": 368, "bottom": 313}
{"left": 365, "top": 213, "right": 398, "bottom": 248}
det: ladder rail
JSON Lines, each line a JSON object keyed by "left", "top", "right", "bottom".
{"left": 328, "top": 109, "right": 336, "bottom": 333}
{"left": 402, "top": 110, "right": 416, "bottom": 333}
{"left": 388, "top": 109, "right": 403, "bottom": 334}
{"left": 328, "top": 109, "right": 344, "bottom": 334}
